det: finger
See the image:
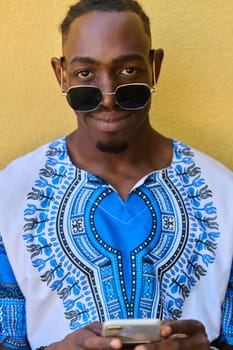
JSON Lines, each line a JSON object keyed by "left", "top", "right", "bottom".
{"left": 135, "top": 339, "right": 174, "bottom": 350}
{"left": 166, "top": 331, "right": 209, "bottom": 350}
{"left": 83, "top": 335, "right": 122, "bottom": 350}
{"left": 135, "top": 342, "right": 159, "bottom": 350}
{"left": 86, "top": 322, "right": 102, "bottom": 336}
{"left": 63, "top": 322, "right": 121, "bottom": 350}
{"left": 137, "top": 333, "right": 208, "bottom": 350}
{"left": 160, "top": 319, "right": 178, "bottom": 338}
{"left": 162, "top": 319, "right": 206, "bottom": 337}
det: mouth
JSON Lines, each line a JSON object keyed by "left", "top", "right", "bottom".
{"left": 90, "top": 112, "right": 133, "bottom": 132}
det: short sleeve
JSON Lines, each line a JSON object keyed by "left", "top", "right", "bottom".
{"left": 0, "top": 233, "right": 30, "bottom": 349}
{"left": 220, "top": 261, "right": 233, "bottom": 345}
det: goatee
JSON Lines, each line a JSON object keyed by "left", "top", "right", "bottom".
{"left": 96, "top": 141, "right": 129, "bottom": 153}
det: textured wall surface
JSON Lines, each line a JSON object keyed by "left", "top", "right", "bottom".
{"left": 0, "top": 1, "right": 232, "bottom": 170}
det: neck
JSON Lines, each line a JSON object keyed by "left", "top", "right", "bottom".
{"left": 66, "top": 128, "right": 173, "bottom": 200}
{"left": 66, "top": 127, "right": 172, "bottom": 173}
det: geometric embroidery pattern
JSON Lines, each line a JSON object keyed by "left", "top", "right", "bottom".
{"left": 22, "top": 138, "right": 220, "bottom": 329}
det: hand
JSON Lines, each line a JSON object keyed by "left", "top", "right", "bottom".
{"left": 45, "top": 319, "right": 210, "bottom": 350}
{"left": 46, "top": 322, "right": 122, "bottom": 350}
{"left": 134, "top": 319, "right": 209, "bottom": 350}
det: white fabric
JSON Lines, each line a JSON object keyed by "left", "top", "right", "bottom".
{"left": 0, "top": 138, "right": 232, "bottom": 348}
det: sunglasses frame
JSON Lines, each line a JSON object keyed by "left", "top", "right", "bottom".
{"left": 60, "top": 50, "right": 157, "bottom": 112}
{"left": 64, "top": 83, "right": 154, "bottom": 112}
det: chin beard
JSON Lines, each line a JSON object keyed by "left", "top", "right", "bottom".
{"left": 96, "top": 140, "right": 129, "bottom": 153}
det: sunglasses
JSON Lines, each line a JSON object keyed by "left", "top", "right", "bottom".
{"left": 63, "top": 83, "right": 155, "bottom": 112}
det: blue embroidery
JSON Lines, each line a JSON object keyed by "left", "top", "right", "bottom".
{"left": 23, "top": 138, "right": 220, "bottom": 329}
{"left": 220, "top": 262, "right": 233, "bottom": 345}
{"left": 0, "top": 237, "right": 29, "bottom": 349}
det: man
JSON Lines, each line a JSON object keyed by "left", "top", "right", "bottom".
{"left": 0, "top": 0, "right": 232, "bottom": 349}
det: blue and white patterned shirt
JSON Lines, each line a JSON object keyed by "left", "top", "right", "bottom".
{"left": 0, "top": 137, "right": 232, "bottom": 349}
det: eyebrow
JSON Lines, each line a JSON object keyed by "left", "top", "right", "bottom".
{"left": 68, "top": 53, "right": 146, "bottom": 66}
{"left": 69, "top": 56, "right": 99, "bottom": 65}
{"left": 112, "top": 54, "right": 147, "bottom": 65}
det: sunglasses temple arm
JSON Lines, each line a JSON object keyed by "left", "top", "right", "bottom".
{"left": 151, "top": 49, "right": 156, "bottom": 93}
{"left": 60, "top": 56, "right": 67, "bottom": 96}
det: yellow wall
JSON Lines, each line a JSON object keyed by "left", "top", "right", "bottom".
{"left": 0, "top": 1, "right": 232, "bottom": 170}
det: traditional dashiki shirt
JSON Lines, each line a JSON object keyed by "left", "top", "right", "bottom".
{"left": 0, "top": 137, "right": 232, "bottom": 350}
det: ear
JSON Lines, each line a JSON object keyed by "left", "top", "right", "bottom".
{"left": 150, "top": 48, "right": 164, "bottom": 84}
{"left": 51, "top": 57, "right": 67, "bottom": 92}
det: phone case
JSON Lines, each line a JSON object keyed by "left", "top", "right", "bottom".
{"left": 102, "top": 319, "right": 161, "bottom": 344}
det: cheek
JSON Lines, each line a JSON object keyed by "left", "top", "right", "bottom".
{"left": 75, "top": 111, "right": 86, "bottom": 126}
{"left": 75, "top": 111, "right": 94, "bottom": 129}
{"left": 66, "top": 70, "right": 77, "bottom": 86}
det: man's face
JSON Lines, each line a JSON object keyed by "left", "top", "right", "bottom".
{"left": 62, "top": 11, "right": 153, "bottom": 153}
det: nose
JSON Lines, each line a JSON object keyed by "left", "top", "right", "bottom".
{"left": 101, "top": 91, "right": 117, "bottom": 109}
{"left": 98, "top": 75, "right": 117, "bottom": 110}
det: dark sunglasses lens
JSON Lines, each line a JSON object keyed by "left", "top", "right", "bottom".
{"left": 116, "top": 85, "right": 151, "bottom": 110}
{"left": 66, "top": 86, "right": 102, "bottom": 111}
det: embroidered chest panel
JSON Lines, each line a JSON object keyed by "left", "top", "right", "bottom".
{"left": 23, "top": 139, "right": 219, "bottom": 329}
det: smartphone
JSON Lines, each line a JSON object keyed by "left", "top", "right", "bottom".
{"left": 102, "top": 318, "right": 161, "bottom": 345}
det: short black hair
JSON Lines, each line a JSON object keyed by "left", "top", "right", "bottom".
{"left": 61, "top": 0, "right": 151, "bottom": 43}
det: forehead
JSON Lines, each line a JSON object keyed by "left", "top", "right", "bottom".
{"left": 63, "top": 11, "right": 151, "bottom": 63}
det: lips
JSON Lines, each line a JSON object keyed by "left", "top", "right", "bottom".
{"left": 90, "top": 112, "right": 133, "bottom": 132}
